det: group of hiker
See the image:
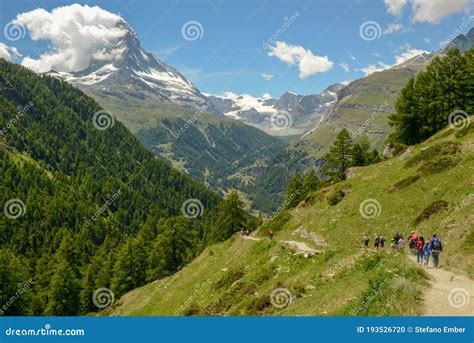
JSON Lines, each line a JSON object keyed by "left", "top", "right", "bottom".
{"left": 363, "top": 231, "right": 443, "bottom": 268}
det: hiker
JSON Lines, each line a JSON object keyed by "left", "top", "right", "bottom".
{"left": 245, "top": 229, "right": 250, "bottom": 236}
{"left": 398, "top": 236, "right": 405, "bottom": 251}
{"left": 408, "top": 231, "right": 418, "bottom": 255}
{"left": 390, "top": 237, "right": 397, "bottom": 252}
{"left": 429, "top": 234, "right": 443, "bottom": 268}
{"left": 416, "top": 236, "right": 424, "bottom": 265}
{"left": 374, "top": 234, "right": 380, "bottom": 249}
{"left": 423, "top": 239, "right": 431, "bottom": 267}
{"left": 363, "top": 233, "right": 370, "bottom": 248}
{"left": 379, "top": 235, "right": 385, "bottom": 249}
{"left": 268, "top": 228, "right": 273, "bottom": 241}
{"left": 240, "top": 228, "right": 245, "bottom": 236}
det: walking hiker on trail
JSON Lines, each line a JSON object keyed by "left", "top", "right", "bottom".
{"left": 429, "top": 234, "right": 443, "bottom": 268}
{"left": 423, "top": 239, "right": 431, "bottom": 267}
{"left": 379, "top": 235, "right": 385, "bottom": 249}
{"left": 408, "top": 231, "right": 418, "bottom": 255}
{"left": 374, "top": 234, "right": 380, "bottom": 249}
{"left": 390, "top": 237, "right": 397, "bottom": 252}
{"left": 416, "top": 236, "right": 424, "bottom": 265}
{"left": 398, "top": 236, "right": 405, "bottom": 251}
{"left": 363, "top": 233, "right": 370, "bottom": 247}
{"left": 268, "top": 228, "right": 273, "bottom": 241}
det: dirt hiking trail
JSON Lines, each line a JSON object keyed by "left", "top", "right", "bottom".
{"left": 408, "top": 255, "right": 474, "bottom": 316}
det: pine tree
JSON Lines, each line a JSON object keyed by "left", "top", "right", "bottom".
{"left": 285, "top": 173, "right": 304, "bottom": 208}
{"left": 45, "top": 260, "right": 80, "bottom": 315}
{"left": 323, "top": 128, "right": 353, "bottom": 181}
{"left": 211, "top": 191, "right": 246, "bottom": 242}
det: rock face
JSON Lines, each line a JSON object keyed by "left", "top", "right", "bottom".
{"left": 206, "top": 83, "right": 345, "bottom": 136}
{"left": 49, "top": 20, "right": 220, "bottom": 114}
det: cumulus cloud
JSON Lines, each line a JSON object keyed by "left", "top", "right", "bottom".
{"left": 385, "top": 0, "right": 470, "bottom": 23}
{"left": 384, "top": 23, "right": 403, "bottom": 35}
{"left": 260, "top": 73, "right": 274, "bottom": 81}
{"left": 268, "top": 41, "right": 333, "bottom": 79}
{"left": 359, "top": 45, "right": 428, "bottom": 76}
{"left": 15, "top": 4, "right": 127, "bottom": 73}
{"left": 384, "top": 0, "right": 407, "bottom": 16}
{"left": 410, "top": 0, "right": 470, "bottom": 23}
{"left": 339, "top": 63, "right": 350, "bottom": 72}
{"left": 0, "top": 43, "right": 21, "bottom": 61}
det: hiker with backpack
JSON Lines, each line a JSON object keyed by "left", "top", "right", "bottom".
{"left": 416, "top": 236, "right": 424, "bottom": 265}
{"left": 379, "top": 235, "right": 385, "bottom": 249}
{"left": 408, "top": 231, "right": 418, "bottom": 255}
{"left": 374, "top": 234, "right": 380, "bottom": 249}
{"left": 423, "top": 239, "right": 431, "bottom": 267}
{"left": 363, "top": 233, "right": 370, "bottom": 248}
{"left": 429, "top": 234, "right": 443, "bottom": 268}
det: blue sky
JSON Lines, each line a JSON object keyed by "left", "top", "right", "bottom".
{"left": 1, "top": 0, "right": 473, "bottom": 97}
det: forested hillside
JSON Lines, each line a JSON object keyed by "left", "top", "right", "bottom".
{"left": 0, "top": 59, "right": 257, "bottom": 315}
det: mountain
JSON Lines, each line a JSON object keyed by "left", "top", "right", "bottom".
{"left": 47, "top": 19, "right": 286, "bottom": 213}
{"left": 49, "top": 20, "right": 220, "bottom": 115}
{"left": 289, "top": 30, "right": 474, "bottom": 161}
{"left": 206, "top": 83, "right": 344, "bottom": 136}
{"left": 0, "top": 58, "right": 228, "bottom": 315}
{"left": 108, "top": 118, "right": 474, "bottom": 316}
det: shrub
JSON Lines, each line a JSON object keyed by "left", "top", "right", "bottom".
{"left": 417, "top": 157, "right": 459, "bottom": 175}
{"left": 413, "top": 200, "right": 449, "bottom": 225}
{"left": 405, "top": 141, "right": 460, "bottom": 168}
{"left": 390, "top": 175, "right": 420, "bottom": 191}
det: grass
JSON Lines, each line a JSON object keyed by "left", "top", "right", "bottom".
{"left": 106, "top": 120, "right": 474, "bottom": 316}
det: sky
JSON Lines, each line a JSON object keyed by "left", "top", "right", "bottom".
{"left": 0, "top": 0, "right": 473, "bottom": 98}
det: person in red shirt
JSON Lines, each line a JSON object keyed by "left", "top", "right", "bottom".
{"left": 268, "top": 228, "right": 273, "bottom": 240}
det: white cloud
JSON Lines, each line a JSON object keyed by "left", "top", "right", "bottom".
{"left": 384, "top": 23, "right": 403, "bottom": 34}
{"left": 260, "top": 73, "right": 274, "bottom": 81}
{"left": 15, "top": 4, "right": 127, "bottom": 73}
{"left": 385, "top": 0, "right": 470, "bottom": 23}
{"left": 339, "top": 63, "right": 350, "bottom": 72}
{"left": 359, "top": 62, "right": 391, "bottom": 76}
{"left": 384, "top": 0, "right": 407, "bottom": 16}
{"left": 268, "top": 41, "right": 333, "bottom": 79}
{"left": 359, "top": 45, "right": 428, "bottom": 76}
{"left": 410, "top": 0, "right": 470, "bottom": 23}
{"left": 0, "top": 43, "right": 21, "bottom": 61}
{"left": 424, "top": 37, "right": 431, "bottom": 44}
{"left": 393, "top": 47, "right": 428, "bottom": 65}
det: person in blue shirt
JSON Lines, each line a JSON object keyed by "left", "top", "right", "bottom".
{"left": 429, "top": 234, "right": 443, "bottom": 268}
{"left": 423, "top": 240, "right": 431, "bottom": 267}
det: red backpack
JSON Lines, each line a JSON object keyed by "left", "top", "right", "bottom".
{"left": 416, "top": 240, "right": 423, "bottom": 252}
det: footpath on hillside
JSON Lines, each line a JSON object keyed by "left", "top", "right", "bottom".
{"left": 407, "top": 255, "right": 474, "bottom": 316}
{"left": 239, "top": 234, "right": 320, "bottom": 256}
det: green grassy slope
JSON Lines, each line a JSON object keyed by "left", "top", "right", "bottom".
{"left": 107, "top": 119, "right": 473, "bottom": 316}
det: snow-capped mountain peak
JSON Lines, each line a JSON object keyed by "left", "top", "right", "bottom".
{"left": 50, "top": 20, "right": 219, "bottom": 114}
